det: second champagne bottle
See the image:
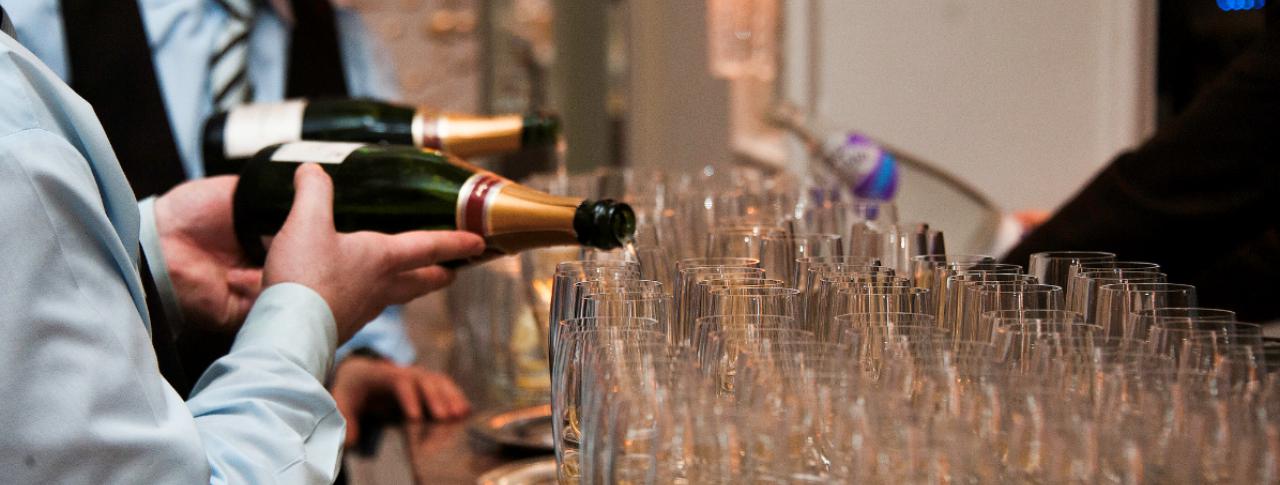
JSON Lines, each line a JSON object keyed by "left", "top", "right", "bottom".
{"left": 204, "top": 98, "right": 561, "bottom": 175}
{"left": 233, "top": 141, "right": 634, "bottom": 265}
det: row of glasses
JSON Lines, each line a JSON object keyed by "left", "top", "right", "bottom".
{"left": 849, "top": 221, "right": 946, "bottom": 275}
{"left": 1064, "top": 260, "right": 1163, "bottom": 322}
{"left": 539, "top": 164, "right": 1279, "bottom": 483}
{"left": 552, "top": 320, "right": 664, "bottom": 482}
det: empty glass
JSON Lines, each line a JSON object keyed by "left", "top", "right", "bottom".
{"left": 759, "top": 233, "right": 844, "bottom": 287}
{"left": 1066, "top": 270, "right": 1166, "bottom": 324}
{"left": 1093, "top": 283, "right": 1197, "bottom": 340}
{"left": 705, "top": 225, "right": 789, "bottom": 258}
{"left": 708, "top": 286, "right": 801, "bottom": 318}
{"left": 548, "top": 261, "right": 640, "bottom": 365}
{"left": 849, "top": 222, "right": 946, "bottom": 275}
{"left": 1026, "top": 251, "right": 1116, "bottom": 289}
{"left": 552, "top": 322, "right": 663, "bottom": 483}
{"left": 908, "top": 253, "right": 996, "bottom": 290}
{"left": 960, "top": 283, "right": 1063, "bottom": 343}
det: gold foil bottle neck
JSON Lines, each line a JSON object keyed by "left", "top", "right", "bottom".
{"left": 414, "top": 109, "right": 524, "bottom": 157}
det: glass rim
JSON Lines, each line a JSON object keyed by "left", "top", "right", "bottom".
{"left": 557, "top": 316, "right": 662, "bottom": 328}
{"left": 695, "top": 314, "right": 798, "bottom": 325}
{"left": 1076, "top": 272, "right": 1167, "bottom": 284}
{"left": 580, "top": 291, "right": 673, "bottom": 301}
{"left": 678, "top": 266, "right": 765, "bottom": 277}
{"left": 982, "top": 309, "right": 1082, "bottom": 317}
{"left": 696, "top": 277, "right": 786, "bottom": 287}
{"left": 993, "top": 322, "right": 1105, "bottom": 333}
{"left": 1150, "top": 320, "right": 1263, "bottom": 332}
{"left": 708, "top": 286, "right": 802, "bottom": 296}
{"left": 911, "top": 253, "right": 997, "bottom": 264}
{"left": 944, "top": 262, "right": 1022, "bottom": 271}
{"left": 1096, "top": 282, "right": 1196, "bottom": 296}
{"left": 761, "top": 232, "right": 842, "bottom": 241}
{"left": 573, "top": 278, "right": 664, "bottom": 288}
{"left": 555, "top": 259, "right": 639, "bottom": 272}
{"left": 972, "top": 282, "right": 1062, "bottom": 292}
{"left": 947, "top": 268, "right": 1025, "bottom": 279}
{"left": 1075, "top": 261, "right": 1160, "bottom": 271}
{"left": 1130, "top": 307, "right": 1236, "bottom": 319}
{"left": 796, "top": 255, "right": 882, "bottom": 264}
{"left": 676, "top": 257, "right": 761, "bottom": 269}
{"left": 834, "top": 285, "right": 923, "bottom": 295}
{"left": 1030, "top": 250, "right": 1117, "bottom": 260}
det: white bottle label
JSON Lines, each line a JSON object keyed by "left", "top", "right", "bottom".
{"left": 223, "top": 99, "right": 308, "bottom": 158}
{"left": 269, "top": 141, "right": 364, "bottom": 164}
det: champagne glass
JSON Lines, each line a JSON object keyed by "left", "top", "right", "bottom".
{"left": 1026, "top": 251, "right": 1116, "bottom": 289}
{"left": 708, "top": 286, "right": 801, "bottom": 318}
{"left": 549, "top": 261, "right": 640, "bottom": 365}
{"left": 961, "top": 282, "right": 1063, "bottom": 343}
{"left": 909, "top": 253, "right": 996, "bottom": 290}
{"left": 1093, "top": 283, "right": 1197, "bottom": 341}
{"left": 675, "top": 265, "right": 765, "bottom": 346}
{"left": 552, "top": 322, "right": 662, "bottom": 483}
{"left": 759, "top": 233, "right": 843, "bottom": 287}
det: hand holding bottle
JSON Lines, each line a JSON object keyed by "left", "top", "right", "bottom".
{"left": 263, "top": 164, "right": 485, "bottom": 341}
{"left": 154, "top": 175, "right": 264, "bottom": 333}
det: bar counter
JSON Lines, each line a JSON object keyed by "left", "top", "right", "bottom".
{"left": 344, "top": 293, "right": 550, "bottom": 485}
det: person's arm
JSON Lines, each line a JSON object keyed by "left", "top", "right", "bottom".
{"left": 138, "top": 196, "right": 188, "bottom": 337}
{"left": 187, "top": 283, "right": 345, "bottom": 483}
{"left": 0, "top": 128, "right": 339, "bottom": 483}
{"left": 337, "top": 306, "right": 416, "bottom": 365}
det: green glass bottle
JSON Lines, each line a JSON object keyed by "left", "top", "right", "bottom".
{"left": 233, "top": 141, "right": 633, "bottom": 265}
{"left": 204, "top": 98, "right": 560, "bottom": 175}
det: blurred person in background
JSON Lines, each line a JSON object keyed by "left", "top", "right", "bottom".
{"left": 1004, "top": 3, "right": 1279, "bottom": 323}
{"left": 0, "top": 22, "right": 485, "bottom": 481}
{"left": 3, "top": 0, "right": 471, "bottom": 450}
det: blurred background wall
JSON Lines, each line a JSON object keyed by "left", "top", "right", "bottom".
{"left": 779, "top": 1, "right": 1157, "bottom": 213}
{"left": 346, "top": 0, "right": 482, "bottom": 111}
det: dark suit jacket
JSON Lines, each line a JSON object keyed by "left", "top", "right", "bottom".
{"left": 1004, "top": 8, "right": 1280, "bottom": 322}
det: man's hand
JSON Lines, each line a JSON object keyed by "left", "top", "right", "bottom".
{"left": 331, "top": 355, "right": 471, "bottom": 447}
{"left": 154, "top": 176, "right": 262, "bottom": 333}
{"left": 264, "top": 164, "right": 485, "bottom": 341}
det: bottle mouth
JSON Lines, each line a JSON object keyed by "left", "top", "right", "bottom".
{"left": 574, "top": 199, "right": 635, "bottom": 249}
{"left": 522, "top": 112, "right": 561, "bottom": 148}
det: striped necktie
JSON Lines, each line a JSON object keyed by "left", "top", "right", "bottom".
{"left": 210, "top": 0, "right": 255, "bottom": 110}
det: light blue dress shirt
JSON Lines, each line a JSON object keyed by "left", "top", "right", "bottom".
{"left": 6, "top": 0, "right": 415, "bottom": 364}
{"left": 0, "top": 31, "right": 343, "bottom": 483}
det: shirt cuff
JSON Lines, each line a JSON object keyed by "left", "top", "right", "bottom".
{"left": 138, "top": 196, "right": 186, "bottom": 339}
{"left": 335, "top": 305, "right": 417, "bottom": 365}
{"left": 233, "top": 283, "right": 339, "bottom": 382}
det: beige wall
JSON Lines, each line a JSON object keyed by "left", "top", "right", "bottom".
{"left": 347, "top": 0, "right": 481, "bottom": 111}
{"left": 785, "top": 1, "right": 1157, "bottom": 213}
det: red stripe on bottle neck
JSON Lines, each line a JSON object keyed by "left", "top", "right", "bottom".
{"left": 463, "top": 174, "right": 502, "bottom": 235}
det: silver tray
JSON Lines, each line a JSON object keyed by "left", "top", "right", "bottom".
{"left": 467, "top": 404, "right": 555, "bottom": 453}
{"left": 475, "top": 456, "right": 557, "bottom": 485}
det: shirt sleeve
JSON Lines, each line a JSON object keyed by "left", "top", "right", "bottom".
{"left": 334, "top": 7, "right": 403, "bottom": 101}
{"left": 187, "top": 283, "right": 345, "bottom": 484}
{"left": 0, "top": 125, "right": 343, "bottom": 484}
{"left": 137, "top": 195, "right": 188, "bottom": 338}
{"left": 336, "top": 305, "right": 417, "bottom": 365}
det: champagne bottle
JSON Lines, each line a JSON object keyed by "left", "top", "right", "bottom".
{"left": 203, "top": 98, "right": 561, "bottom": 175}
{"left": 771, "top": 103, "right": 999, "bottom": 211}
{"left": 233, "top": 141, "right": 634, "bottom": 265}
{"left": 768, "top": 104, "right": 898, "bottom": 201}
